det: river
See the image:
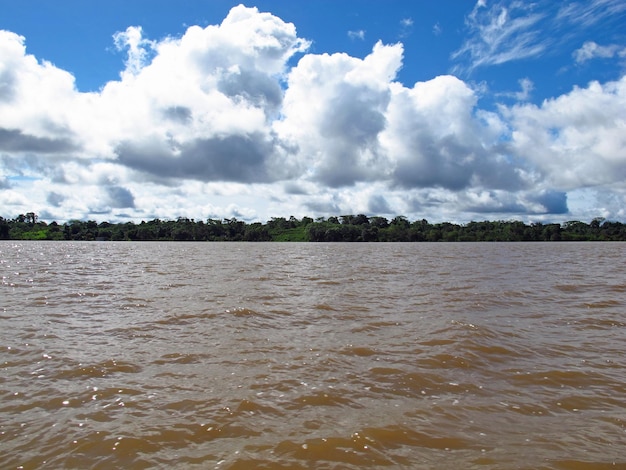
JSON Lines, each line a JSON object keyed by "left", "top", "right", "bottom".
{"left": 1, "top": 241, "right": 625, "bottom": 469}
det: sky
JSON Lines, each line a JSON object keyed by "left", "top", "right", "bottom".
{"left": 1, "top": 1, "right": 625, "bottom": 224}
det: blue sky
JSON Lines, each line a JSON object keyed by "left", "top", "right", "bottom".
{"left": 1, "top": 1, "right": 625, "bottom": 224}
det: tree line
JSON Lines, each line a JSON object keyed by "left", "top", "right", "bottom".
{"left": 1, "top": 212, "right": 625, "bottom": 242}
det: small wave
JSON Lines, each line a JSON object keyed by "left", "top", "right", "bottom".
{"left": 508, "top": 369, "right": 609, "bottom": 388}
{"left": 350, "top": 320, "right": 400, "bottom": 333}
{"left": 607, "top": 283, "right": 626, "bottom": 292}
{"left": 552, "top": 393, "right": 623, "bottom": 412}
{"left": 574, "top": 316, "right": 625, "bottom": 329}
{"left": 154, "top": 311, "right": 217, "bottom": 325}
{"left": 234, "top": 398, "right": 285, "bottom": 417}
{"left": 286, "top": 390, "right": 362, "bottom": 410}
{"left": 554, "top": 283, "right": 605, "bottom": 293}
{"left": 582, "top": 300, "right": 621, "bottom": 309}
{"left": 272, "top": 435, "right": 402, "bottom": 467}
{"left": 340, "top": 346, "right": 378, "bottom": 357}
{"left": 418, "top": 353, "right": 473, "bottom": 369}
{"left": 226, "top": 307, "right": 272, "bottom": 318}
{"left": 314, "top": 303, "right": 336, "bottom": 311}
{"left": 316, "top": 280, "right": 342, "bottom": 285}
{"left": 462, "top": 341, "right": 530, "bottom": 363}
{"left": 152, "top": 353, "right": 210, "bottom": 365}
{"left": 54, "top": 359, "right": 142, "bottom": 379}
{"left": 419, "top": 338, "right": 456, "bottom": 346}
{"left": 271, "top": 425, "right": 471, "bottom": 467}
{"left": 550, "top": 460, "right": 626, "bottom": 469}
{"left": 365, "top": 368, "right": 482, "bottom": 398}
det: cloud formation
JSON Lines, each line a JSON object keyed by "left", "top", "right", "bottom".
{"left": 276, "top": 41, "right": 402, "bottom": 187}
{"left": 573, "top": 41, "right": 626, "bottom": 63}
{"left": 1, "top": 4, "right": 625, "bottom": 223}
{"left": 556, "top": 0, "right": 626, "bottom": 28}
{"left": 348, "top": 30, "right": 365, "bottom": 40}
{"left": 452, "top": 1, "right": 548, "bottom": 71}
{"left": 453, "top": 0, "right": 626, "bottom": 73}
{"left": 506, "top": 76, "right": 626, "bottom": 190}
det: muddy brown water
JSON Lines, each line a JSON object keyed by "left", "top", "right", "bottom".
{"left": 1, "top": 241, "right": 625, "bottom": 469}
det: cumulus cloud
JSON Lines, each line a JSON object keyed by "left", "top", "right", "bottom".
{"left": 461, "top": 189, "right": 568, "bottom": 215}
{"left": 47, "top": 191, "right": 65, "bottom": 207}
{"left": 113, "top": 26, "right": 156, "bottom": 77}
{"left": 532, "top": 190, "right": 568, "bottom": 214}
{"left": 0, "top": 128, "right": 79, "bottom": 153}
{"left": 368, "top": 194, "right": 393, "bottom": 215}
{"left": 505, "top": 76, "right": 626, "bottom": 189}
{"left": 515, "top": 78, "right": 534, "bottom": 101}
{"left": 382, "top": 75, "right": 526, "bottom": 191}
{"left": 276, "top": 41, "right": 402, "bottom": 187}
{"left": 0, "top": 4, "right": 625, "bottom": 223}
{"left": 0, "top": 30, "right": 84, "bottom": 151}
{"left": 115, "top": 133, "right": 288, "bottom": 183}
{"left": 106, "top": 185, "right": 135, "bottom": 208}
{"left": 92, "top": 4, "right": 310, "bottom": 183}
{"left": 2, "top": 6, "right": 308, "bottom": 173}
{"left": 0, "top": 31, "right": 26, "bottom": 103}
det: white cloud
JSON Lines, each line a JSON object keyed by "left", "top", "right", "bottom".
{"left": 113, "top": 26, "right": 156, "bottom": 77}
{"left": 498, "top": 77, "right": 534, "bottom": 101}
{"left": 454, "top": 0, "right": 626, "bottom": 73}
{"left": 275, "top": 41, "right": 403, "bottom": 187}
{"left": 382, "top": 75, "right": 527, "bottom": 191}
{"left": 557, "top": 0, "right": 626, "bottom": 28}
{"left": 2, "top": 5, "right": 310, "bottom": 176}
{"left": 348, "top": 30, "right": 365, "bottom": 40}
{"left": 515, "top": 77, "right": 534, "bottom": 101}
{"left": 400, "top": 18, "right": 414, "bottom": 38}
{"left": 1, "top": 5, "right": 626, "bottom": 223}
{"left": 506, "top": 76, "right": 626, "bottom": 190}
{"left": 452, "top": 1, "right": 548, "bottom": 72}
{"left": 0, "top": 30, "right": 85, "bottom": 147}
{"left": 573, "top": 41, "right": 626, "bottom": 63}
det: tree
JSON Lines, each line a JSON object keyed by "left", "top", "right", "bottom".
{"left": 0, "top": 217, "right": 9, "bottom": 239}
{"left": 268, "top": 217, "right": 288, "bottom": 230}
{"left": 361, "top": 226, "right": 378, "bottom": 242}
{"left": 244, "top": 223, "right": 271, "bottom": 241}
{"left": 2, "top": 213, "right": 625, "bottom": 242}
{"left": 352, "top": 214, "right": 370, "bottom": 225}
{"left": 590, "top": 217, "right": 604, "bottom": 231}
{"left": 390, "top": 216, "right": 410, "bottom": 228}
{"left": 25, "top": 212, "right": 38, "bottom": 224}
{"left": 370, "top": 216, "right": 389, "bottom": 228}
{"left": 225, "top": 218, "right": 246, "bottom": 240}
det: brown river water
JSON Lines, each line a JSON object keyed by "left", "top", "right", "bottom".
{"left": 1, "top": 241, "right": 625, "bottom": 469}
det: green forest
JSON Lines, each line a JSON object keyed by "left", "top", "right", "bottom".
{"left": 2, "top": 212, "right": 625, "bottom": 242}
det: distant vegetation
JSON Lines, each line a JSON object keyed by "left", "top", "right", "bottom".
{"left": 1, "top": 212, "right": 625, "bottom": 242}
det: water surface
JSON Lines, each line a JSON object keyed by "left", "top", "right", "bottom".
{"left": 1, "top": 241, "right": 625, "bottom": 469}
